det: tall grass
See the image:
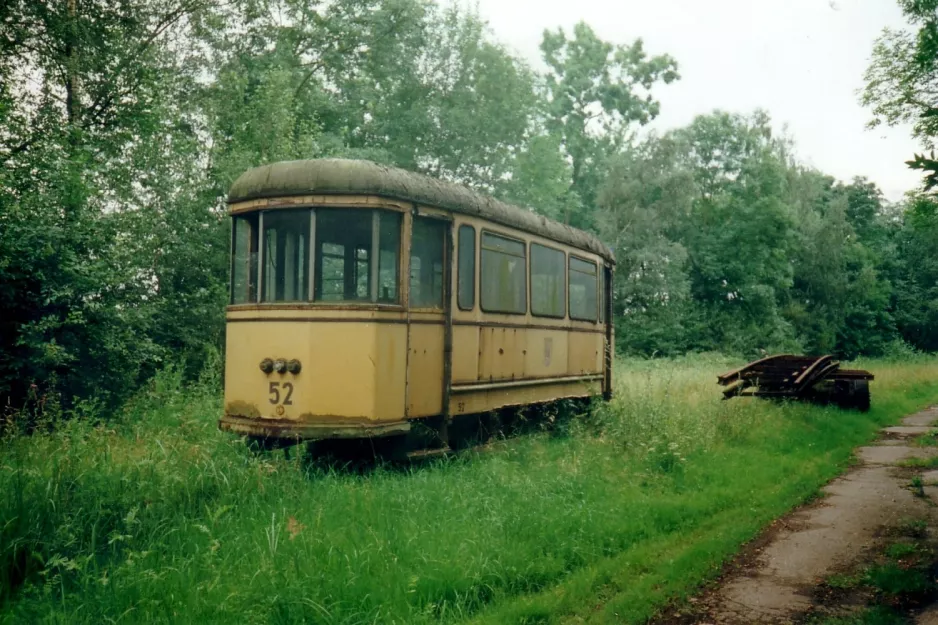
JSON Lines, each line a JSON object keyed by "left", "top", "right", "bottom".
{"left": 2, "top": 354, "right": 938, "bottom": 624}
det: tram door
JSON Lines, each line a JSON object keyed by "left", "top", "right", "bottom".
{"left": 405, "top": 215, "right": 451, "bottom": 419}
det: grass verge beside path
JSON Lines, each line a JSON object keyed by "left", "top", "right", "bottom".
{"left": 2, "top": 355, "right": 938, "bottom": 624}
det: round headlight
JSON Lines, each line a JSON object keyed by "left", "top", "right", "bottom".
{"left": 273, "top": 359, "right": 287, "bottom": 374}
{"left": 287, "top": 359, "right": 302, "bottom": 374}
{"left": 259, "top": 358, "right": 274, "bottom": 374}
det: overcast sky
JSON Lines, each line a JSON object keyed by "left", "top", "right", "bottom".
{"left": 463, "top": 0, "right": 921, "bottom": 201}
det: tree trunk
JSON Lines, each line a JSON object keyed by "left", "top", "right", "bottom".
{"left": 65, "top": 0, "right": 80, "bottom": 125}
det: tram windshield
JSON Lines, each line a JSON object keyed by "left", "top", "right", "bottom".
{"left": 230, "top": 208, "right": 402, "bottom": 305}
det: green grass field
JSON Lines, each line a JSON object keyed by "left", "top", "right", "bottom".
{"left": 3, "top": 354, "right": 938, "bottom": 624}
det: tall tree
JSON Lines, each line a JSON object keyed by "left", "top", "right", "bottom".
{"left": 671, "top": 111, "right": 798, "bottom": 354}
{"left": 597, "top": 135, "right": 694, "bottom": 355}
{"left": 539, "top": 22, "right": 678, "bottom": 229}
{"left": 891, "top": 195, "right": 938, "bottom": 351}
{"left": 863, "top": 0, "right": 938, "bottom": 189}
{"left": 0, "top": 0, "right": 219, "bottom": 408}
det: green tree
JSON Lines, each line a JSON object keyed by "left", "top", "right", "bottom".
{"left": 891, "top": 195, "right": 938, "bottom": 351}
{"left": 597, "top": 135, "right": 694, "bottom": 355}
{"left": 863, "top": 0, "right": 938, "bottom": 189}
{"left": 0, "top": 0, "right": 219, "bottom": 408}
{"left": 499, "top": 133, "right": 580, "bottom": 222}
{"left": 539, "top": 22, "right": 678, "bottom": 229}
{"left": 671, "top": 111, "right": 798, "bottom": 354}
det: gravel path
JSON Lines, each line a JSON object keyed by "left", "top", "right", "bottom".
{"left": 662, "top": 406, "right": 938, "bottom": 624}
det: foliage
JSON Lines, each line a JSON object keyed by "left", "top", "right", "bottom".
{"left": 539, "top": 22, "right": 679, "bottom": 229}
{"left": 1, "top": 0, "right": 936, "bottom": 415}
{"left": 2, "top": 356, "right": 937, "bottom": 623}
{"left": 0, "top": 0, "right": 226, "bottom": 409}
{"left": 888, "top": 194, "right": 938, "bottom": 352}
{"left": 597, "top": 111, "right": 909, "bottom": 358}
{"left": 863, "top": 0, "right": 938, "bottom": 189}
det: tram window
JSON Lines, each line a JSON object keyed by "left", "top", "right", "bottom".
{"left": 378, "top": 211, "right": 402, "bottom": 303}
{"left": 480, "top": 232, "right": 526, "bottom": 314}
{"left": 457, "top": 225, "right": 475, "bottom": 310}
{"left": 599, "top": 267, "right": 606, "bottom": 324}
{"left": 261, "top": 210, "right": 310, "bottom": 302}
{"left": 231, "top": 214, "right": 258, "bottom": 304}
{"left": 569, "top": 256, "right": 598, "bottom": 321}
{"left": 531, "top": 243, "right": 565, "bottom": 318}
{"left": 314, "top": 209, "right": 402, "bottom": 303}
{"left": 410, "top": 217, "right": 446, "bottom": 308}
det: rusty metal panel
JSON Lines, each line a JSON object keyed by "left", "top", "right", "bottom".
{"left": 449, "top": 379, "right": 601, "bottom": 416}
{"left": 373, "top": 325, "right": 408, "bottom": 420}
{"left": 224, "top": 320, "right": 408, "bottom": 424}
{"left": 452, "top": 325, "right": 479, "bottom": 383}
{"left": 219, "top": 414, "right": 411, "bottom": 440}
{"left": 568, "top": 332, "right": 602, "bottom": 375}
{"left": 523, "top": 329, "right": 569, "bottom": 379}
{"left": 478, "top": 326, "right": 525, "bottom": 381}
{"left": 406, "top": 322, "right": 444, "bottom": 417}
{"left": 225, "top": 321, "right": 316, "bottom": 421}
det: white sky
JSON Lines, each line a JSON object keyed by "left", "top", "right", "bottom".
{"left": 465, "top": 0, "right": 922, "bottom": 201}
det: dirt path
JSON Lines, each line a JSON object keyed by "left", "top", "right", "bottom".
{"left": 659, "top": 405, "right": 938, "bottom": 625}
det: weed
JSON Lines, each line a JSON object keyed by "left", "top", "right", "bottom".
{"left": 826, "top": 573, "right": 863, "bottom": 590}
{"left": 885, "top": 542, "right": 918, "bottom": 559}
{"left": 809, "top": 605, "right": 907, "bottom": 625}
{"left": 867, "top": 562, "right": 932, "bottom": 596}
{"left": 910, "top": 475, "right": 926, "bottom": 497}
{"left": 899, "top": 519, "right": 929, "bottom": 539}
{"left": 912, "top": 430, "right": 938, "bottom": 447}
{"left": 0, "top": 356, "right": 937, "bottom": 624}
{"left": 899, "top": 456, "right": 938, "bottom": 469}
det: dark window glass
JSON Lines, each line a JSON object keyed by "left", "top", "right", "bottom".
{"left": 410, "top": 217, "right": 446, "bottom": 308}
{"left": 599, "top": 266, "right": 606, "bottom": 323}
{"left": 481, "top": 232, "right": 526, "bottom": 314}
{"left": 378, "top": 212, "right": 402, "bottom": 303}
{"left": 315, "top": 209, "right": 401, "bottom": 303}
{"left": 262, "top": 210, "right": 310, "bottom": 302}
{"left": 232, "top": 214, "right": 259, "bottom": 304}
{"left": 531, "top": 244, "right": 565, "bottom": 318}
{"left": 569, "top": 256, "right": 598, "bottom": 321}
{"left": 457, "top": 225, "right": 475, "bottom": 310}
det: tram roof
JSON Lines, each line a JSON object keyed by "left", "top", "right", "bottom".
{"left": 228, "top": 159, "right": 615, "bottom": 263}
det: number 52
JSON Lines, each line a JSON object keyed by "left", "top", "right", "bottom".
{"left": 268, "top": 381, "right": 294, "bottom": 405}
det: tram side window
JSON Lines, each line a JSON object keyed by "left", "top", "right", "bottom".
{"left": 378, "top": 212, "right": 402, "bottom": 303}
{"left": 480, "top": 232, "right": 526, "bottom": 314}
{"left": 457, "top": 225, "right": 475, "bottom": 310}
{"left": 599, "top": 266, "right": 606, "bottom": 324}
{"left": 262, "top": 210, "right": 310, "bottom": 302}
{"left": 531, "top": 244, "right": 565, "bottom": 318}
{"left": 569, "top": 257, "right": 598, "bottom": 321}
{"left": 410, "top": 217, "right": 446, "bottom": 308}
{"left": 231, "top": 214, "right": 258, "bottom": 304}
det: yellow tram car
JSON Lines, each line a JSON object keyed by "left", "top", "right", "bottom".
{"left": 219, "top": 159, "right": 615, "bottom": 448}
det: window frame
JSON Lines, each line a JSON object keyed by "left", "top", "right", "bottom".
{"left": 260, "top": 208, "right": 312, "bottom": 303}
{"left": 230, "top": 205, "right": 406, "bottom": 307}
{"left": 230, "top": 212, "right": 260, "bottom": 305}
{"left": 568, "top": 254, "right": 599, "bottom": 323}
{"left": 599, "top": 264, "right": 606, "bottom": 324}
{"left": 313, "top": 207, "right": 404, "bottom": 305}
{"left": 409, "top": 214, "right": 449, "bottom": 310}
{"left": 457, "top": 224, "right": 476, "bottom": 311}
{"left": 479, "top": 228, "right": 528, "bottom": 316}
{"left": 528, "top": 241, "right": 566, "bottom": 319}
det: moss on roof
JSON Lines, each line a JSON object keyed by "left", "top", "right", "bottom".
{"left": 228, "top": 159, "right": 614, "bottom": 263}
